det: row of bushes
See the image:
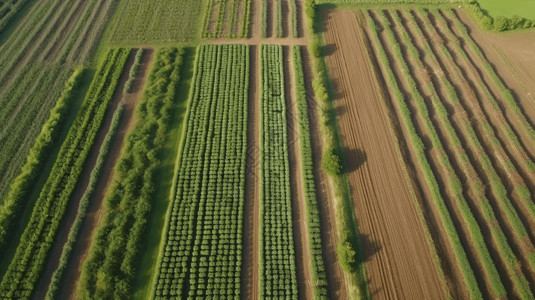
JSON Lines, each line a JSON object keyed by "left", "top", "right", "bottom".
{"left": 0, "top": 48, "right": 129, "bottom": 299}
{"left": 259, "top": 44, "right": 298, "bottom": 299}
{"left": 292, "top": 45, "right": 328, "bottom": 299}
{"left": 124, "top": 48, "right": 144, "bottom": 94}
{"left": 78, "top": 47, "right": 185, "bottom": 300}
{"left": 45, "top": 105, "right": 124, "bottom": 300}
{"left": 467, "top": 2, "right": 535, "bottom": 32}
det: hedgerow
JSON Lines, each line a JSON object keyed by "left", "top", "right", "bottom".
{"left": 0, "top": 68, "right": 84, "bottom": 255}
{"left": 292, "top": 46, "right": 328, "bottom": 299}
{"left": 0, "top": 48, "right": 129, "bottom": 299}
{"left": 78, "top": 48, "right": 184, "bottom": 300}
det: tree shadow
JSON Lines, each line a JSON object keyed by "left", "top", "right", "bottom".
{"left": 344, "top": 148, "right": 367, "bottom": 173}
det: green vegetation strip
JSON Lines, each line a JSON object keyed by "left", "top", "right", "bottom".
{"left": 260, "top": 44, "right": 298, "bottom": 299}
{"left": 151, "top": 44, "right": 249, "bottom": 299}
{"left": 45, "top": 105, "right": 124, "bottom": 300}
{"left": 0, "top": 69, "right": 83, "bottom": 255}
{"left": 292, "top": 46, "right": 328, "bottom": 299}
{"left": 78, "top": 48, "right": 184, "bottom": 299}
{"left": 124, "top": 49, "right": 144, "bottom": 94}
{"left": 0, "top": 48, "right": 129, "bottom": 299}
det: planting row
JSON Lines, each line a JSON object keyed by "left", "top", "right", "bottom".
{"left": 260, "top": 44, "right": 298, "bottom": 298}
{"left": 78, "top": 48, "right": 185, "bottom": 299}
{"left": 152, "top": 44, "right": 249, "bottom": 299}
{"left": 292, "top": 46, "right": 328, "bottom": 299}
{"left": 202, "top": 0, "right": 251, "bottom": 38}
{"left": 367, "top": 8, "right": 535, "bottom": 299}
{"left": 0, "top": 48, "right": 129, "bottom": 299}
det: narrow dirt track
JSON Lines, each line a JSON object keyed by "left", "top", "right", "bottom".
{"left": 322, "top": 10, "right": 448, "bottom": 300}
{"left": 283, "top": 45, "right": 313, "bottom": 300}
{"left": 241, "top": 44, "right": 260, "bottom": 300}
{"left": 56, "top": 49, "right": 154, "bottom": 300}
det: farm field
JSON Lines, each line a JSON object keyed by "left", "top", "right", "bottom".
{"left": 477, "top": 0, "right": 535, "bottom": 19}
{"left": 1, "top": 0, "right": 535, "bottom": 299}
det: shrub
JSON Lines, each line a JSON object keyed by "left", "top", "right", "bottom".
{"left": 337, "top": 241, "right": 357, "bottom": 272}
{"left": 322, "top": 146, "right": 343, "bottom": 175}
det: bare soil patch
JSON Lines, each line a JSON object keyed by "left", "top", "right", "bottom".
{"left": 322, "top": 9, "right": 448, "bottom": 300}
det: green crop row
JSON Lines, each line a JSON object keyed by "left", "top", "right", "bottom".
{"left": 0, "top": 68, "right": 84, "bottom": 255}
{"left": 292, "top": 46, "right": 328, "bottom": 299}
{"left": 393, "top": 9, "right": 533, "bottom": 298}
{"left": 366, "top": 12, "right": 484, "bottom": 299}
{"left": 260, "top": 44, "right": 298, "bottom": 299}
{"left": 202, "top": 0, "right": 251, "bottom": 38}
{"left": 78, "top": 48, "right": 185, "bottom": 300}
{"left": 124, "top": 48, "right": 144, "bottom": 94}
{"left": 0, "top": 48, "right": 129, "bottom": 299}
{"left": 150, "top": 44, "right": 249, "bottom": 299}
{"left": 45, "top": 105, "right": 124, "bottom": 300}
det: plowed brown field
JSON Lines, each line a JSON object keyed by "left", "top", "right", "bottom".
{"left": 322, "top": 9, "right": 448, "bottom": 300}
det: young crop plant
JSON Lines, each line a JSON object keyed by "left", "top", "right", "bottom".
{"left": 124, "top": 48, "right": 144, "bottom": 94}
{"left": 151, "top": 44, "right": 249, "bottom": 299}
{"left": 79, "top": 48, "right": 186, "bottom": 300}
{"left": 260, "top": 44, "right": 298, "bottom": 299}
{"left": 292, "top": 46, "right": 328, "bottom": 299}
{"left": 0, "top": 48, "right": 129, "bottom": 299}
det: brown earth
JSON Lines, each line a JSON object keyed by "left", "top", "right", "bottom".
{"left": 54, "top": 49, "right": 154, "bottom": 300}
{"left": 241, "top": 45, "right": 261, "bottom": 300}
{"left": 322, "top": 9, "right": 449, "bottom": 300}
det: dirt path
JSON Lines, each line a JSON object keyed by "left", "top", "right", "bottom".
{"left": 322, "top": 10, "right": 448, "bottom": 300}
{"left": 241, "top": 45, "right": 260, "bottom": 300}
{"left": 54, "top": 49, "right": 154, "bottom": 300}
{"left": 283, "top": 45, "right": 313, "bottom": 300}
